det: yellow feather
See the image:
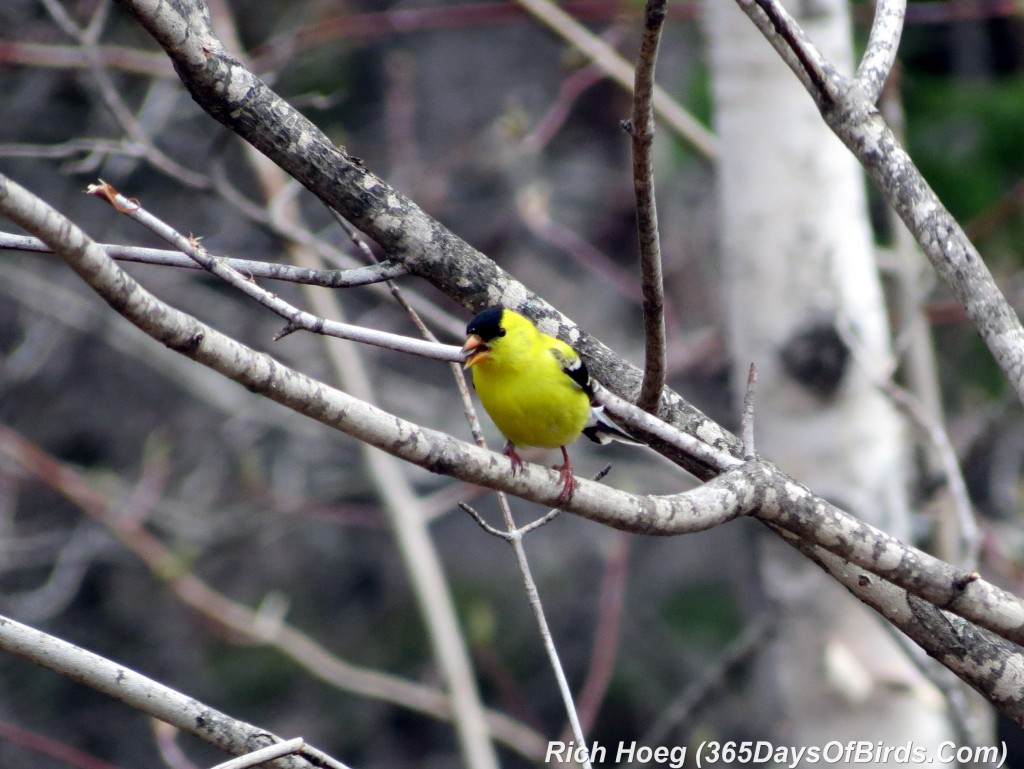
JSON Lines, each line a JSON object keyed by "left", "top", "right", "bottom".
{"left": 468, "top": 310, "right": 590, "bottom": 449}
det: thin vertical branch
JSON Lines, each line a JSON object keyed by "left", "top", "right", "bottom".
{"left": 854, "top": 0, "right": 907, "bottom": 104}
{"left": 630, "top": 0, "right": 668, "bottom": 414}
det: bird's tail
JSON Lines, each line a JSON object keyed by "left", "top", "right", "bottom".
{"left": 582, "top": 405, "right": 643, "bottom": 446}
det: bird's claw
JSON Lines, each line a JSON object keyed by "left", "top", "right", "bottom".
{"left": 553, "top": 461, "right": 576, "bottom": 503}
{"left": 502, "top": 441, "right": 525, "bottom": 476}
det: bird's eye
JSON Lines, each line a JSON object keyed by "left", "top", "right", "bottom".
{"left": 497, "top": 328, "right": 506, "bottom": 338}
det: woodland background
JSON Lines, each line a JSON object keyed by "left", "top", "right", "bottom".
{"left": 2, "top": 0, "right": 1024, "bottom": 767}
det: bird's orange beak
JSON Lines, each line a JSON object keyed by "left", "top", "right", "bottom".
{"left": 461, "top": 334, "right": 491, "bottom": 369}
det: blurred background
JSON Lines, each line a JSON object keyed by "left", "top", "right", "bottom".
{"left": 2, "top": 0, "right": 1024, "bottom": 766}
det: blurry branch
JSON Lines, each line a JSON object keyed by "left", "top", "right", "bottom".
{"left": 515, "top": 186, "right": 642, "bottom": 303}
{"left": 835, "top": 305, "right": 979, "bottom": 570}
{"left": 38, "top": 0, "right": 207, "bottom": 188}
{"left": 250, "top": 1, "right": 701, "bottom": 68}
{"left": 513, "top": 0, "right": 717, "bottom": 158}
{"left": 84, "top": 181, "right": 461, "bottom": 362}
{"left": 1, "top": 232, "right": 411, "bottom": 287}
{"left": 0, "top": 718, "right": 123, "bottom": 769}
{"left": 627, "top": 0, "right": 668, "bottom": 414}
{"left": 572, "top": 532, "right": 628, "bottom": 737}
{"left": 0, "top": 40, "right": 172, "bottom": 77}
{"left": 634, "top": 611, "right": 775, "bottom": 752}
{"left": 153, "top": 720, "right": 202, "bottom": 769}
{"left": 0, "top": 613, "right": 341, "bottom": 769}
{"left": 0, "top": 423, "right": 548, "bottom": 762}
{"left": 738, "top": 0, "right": 1024, "bottom": 409}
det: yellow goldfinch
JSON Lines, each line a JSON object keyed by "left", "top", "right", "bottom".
{"left": 461, "top": 307, "right": 636, "bottom": 502}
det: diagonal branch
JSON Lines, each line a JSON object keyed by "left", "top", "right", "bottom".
{"left": 111, "top": 0, "right": 743, "bottom": 483}
{"left": 84, "top": 182, "right": 461, "bottom": 362}
{"left": 0, "top": 613, "right": 333, "bottom": 769}
{"left": 736, "top": 0, "right": 1024, "bottom": 410}
{"left": 10, "top": 172, "right": 1024, "bottom": 726}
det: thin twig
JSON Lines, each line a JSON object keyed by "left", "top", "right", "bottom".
{"left": 84, "top": 181, "right": 460, "bottom": 362}
{"left": 209, "top": 738, "right": 309, "bottom": 769}
{"left": 741, "top": 362, "right": 757, "bottom": 460}
{"left": 854, "top": 0, "right": 907, "bottom": 104}
{"left": 459, "top": 462, "right": 620, "bottom": 769}
{"left": 629, "top": 0, "right": 668, "bottom": 414}
{"left": 1, "top": 231, "right": 410, "bottom": 288}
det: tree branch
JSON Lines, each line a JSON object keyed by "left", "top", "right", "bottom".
{"left": 735, "top": 0, "right": 1024, "bottom": 409}
{"left": 110, "top": 0, "right": 740, "bottom": 483}
{"left": 778, "top": 528, "right": 1024, "bottom": 727}
{"left": 628, "top": 0, "right": 668, "bottom": 414}
{"left": 854, "top": 0, "right": 906, "bottom": 104}
{"left": 0, "top": 613, "right": 331, "bottom": 769}
{"left": 0, "top": 172, "right": 754, "bottom": 534}
{"left": 8, "top": 170, "right": 1024, "bottom": 725}
{"left": 1, "top": 231, "right": 410, "bottom": 287}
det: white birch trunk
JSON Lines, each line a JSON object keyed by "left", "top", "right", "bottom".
{"left": 703, "top": 0, "right": 954, "bottom": 758}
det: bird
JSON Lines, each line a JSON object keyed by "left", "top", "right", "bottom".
{"left": 461, "top": 306, "right": 637, "bottom": 503}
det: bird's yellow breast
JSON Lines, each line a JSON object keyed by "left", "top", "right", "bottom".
{"left": 470, "top": 321, "right": 590, "bottom": 449}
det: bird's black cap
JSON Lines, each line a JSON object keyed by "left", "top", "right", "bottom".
{"left": 466, "top": 307, "right": 506, "bottom": 341}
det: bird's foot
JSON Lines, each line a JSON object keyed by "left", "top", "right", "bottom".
{"left": 503, "top": 441, "right": 525, "bottom": 476}
{"left": 552, "top": 446, "right": 576, "bottom": 503}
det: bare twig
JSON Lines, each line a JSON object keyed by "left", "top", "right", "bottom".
{"left": 854, "top": 0, "right": 907, "bottom": 104}
{"left": 84, "top": 181, "right": 461, "bottom": 362}
{"left": 740, "top": 362, "right": 757, "bottom": 460}
{"left": 459, "top": 466, "right": 613, "bottom": 769}
{"left": 1, "top": 231, "right": 410, "bottom": 287}
{"left": 628, "top": 0, "right": 668, "bottom": 414}
{"left": 209, "top": 738, "right": 308, "bottom": 769}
